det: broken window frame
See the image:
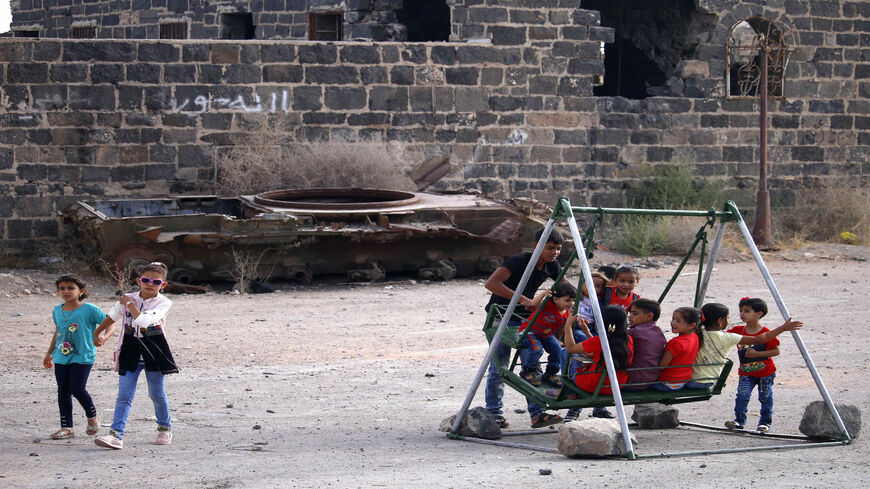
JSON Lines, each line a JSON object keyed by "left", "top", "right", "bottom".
{"left": 725, "top": 17, "right": 792, "bottom": 99}
{"left": 159, "top": 22, "right": 189, "bottom": 40}
{"left": 71, "top": 26, "right": 96, "bottom": 39}
{"left": 308, "top": 12, "right": 343, "bottom": 41}
{"left": 220, "top": 13, "right": 256, "bottom": 40}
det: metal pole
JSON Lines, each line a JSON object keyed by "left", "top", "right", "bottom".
{"left": 697, "top": 222, "right": 726, "bottom": 304}
{"left": 634, "top": 440, "right": 848, "bottom": 459}
{"left": 450, "top": 219, "right": 558, "bottom": 434}
{"left": 565, "top": 207, "right": 636, "bottom": 459}
{"left": 733, "top": 210, "right": 851, "bottom": 441}
{"left": 447, "top": 434, "right": 561, "bottom": 453}
{"left": 753, "top": 46, "right": 772, "bottom": 248}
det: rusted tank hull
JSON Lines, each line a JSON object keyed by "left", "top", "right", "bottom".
{"left": 61, "top": 189, "right": 556, "bottom": 283}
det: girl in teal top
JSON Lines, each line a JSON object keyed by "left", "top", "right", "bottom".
{"left": 42, "top": 274, "right": 107, "bottom": 440}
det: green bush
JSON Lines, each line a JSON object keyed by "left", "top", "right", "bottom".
{"left": 626, "top": 163, "right": 726, "bottom": 211}
{"left": 612, "top": 161, "right": 726, "bottom": 256}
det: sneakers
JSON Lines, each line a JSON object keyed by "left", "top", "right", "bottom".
{"left": 493, "top": 415, "right": 509, "bottom": 429}
{"left": 542, "top": 372, "right": 562, "bottom": 387}
{"left": 521, "top": 369, "right": 542, "bottom": 387}
{"left": 155, "top": 427, "right": 173, "bottom": 445}
{"left": 94, "top": 430, "right": 123, "bottom": 450}
{"left": 563, "top": 409, "right": 580, "bottom": 422}
{"left": 724, "top": 420, "right": 744, "bottom": 430}
{"left": 592, "top": 407, "right": 615, "bottom": 419}
{"left": 757, "top": 424, "right": 770, "bottom": 433}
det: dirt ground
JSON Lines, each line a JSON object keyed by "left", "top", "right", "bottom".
{"left": 0, "top": 244, "right": 867, "bottom": 489}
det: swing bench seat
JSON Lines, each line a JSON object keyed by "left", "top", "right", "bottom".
{"left": 482, "top": 305, "right": 734, "bottom": 411}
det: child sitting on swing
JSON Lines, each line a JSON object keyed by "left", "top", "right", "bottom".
{"left": 562, "top": 305, "right": 634, "bottom": 395}
{"left": 654, "top": 307, "right": 703, "bottom": 391}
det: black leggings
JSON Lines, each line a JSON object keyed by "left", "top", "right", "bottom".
{"left": 54, "top": 363, "right": 97, "bottom": 428}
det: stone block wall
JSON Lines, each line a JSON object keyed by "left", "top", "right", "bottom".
{"left": 11, "top": 0, "right": 405, "bottom": 41}
{"left": 1, "top": 1, "right": 869, "bottom": 250}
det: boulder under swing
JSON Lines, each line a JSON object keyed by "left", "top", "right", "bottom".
{"left": 448, "top": 198, "right": 854, "bottom": 459}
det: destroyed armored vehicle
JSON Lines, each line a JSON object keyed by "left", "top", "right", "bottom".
{"left": 61, "top": 188, "right": 560, "bottom": 284}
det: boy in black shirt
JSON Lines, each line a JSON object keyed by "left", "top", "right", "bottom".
{"left": 483, "top": 228, "right": 565, "bottom": 428}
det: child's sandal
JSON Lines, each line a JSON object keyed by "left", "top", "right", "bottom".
{"left": 86, "top": 418, "right": 100, "bottom": 436}
{"left": 531, "top": 413, "right": 563, "bottom": 428}
{"left": 50, "top": 428, "right": 74, "bottom": 440}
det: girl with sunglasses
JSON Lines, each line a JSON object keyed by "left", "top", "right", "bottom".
{"left": 93, "top": 262, "right": 178, "bottom": 449}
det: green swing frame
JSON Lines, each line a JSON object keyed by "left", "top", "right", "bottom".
{"left": 449, "top": 198, "right": 853, "bottom": 459}
{"left": 481, "top": 203, "right": 733, "bottom": 411}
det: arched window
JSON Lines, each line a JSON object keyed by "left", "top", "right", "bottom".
{"left": 726, "top": 17, "right": 792, "bottom": 98}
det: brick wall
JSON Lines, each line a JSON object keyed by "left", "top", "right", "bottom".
{"left": 1, "top": 1, "right": 870, "bottom": 250}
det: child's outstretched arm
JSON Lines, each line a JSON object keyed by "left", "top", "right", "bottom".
{"left": 563, "top": 315, "right": 590, "bottom": 355}
{"left": 484, "top": 267, "right": 535, "bottom": 310}
{"left": 94, "top": 317, "right": 116, "bottom": 347}
{"left": 43, "top": 332, "right": 55, "bottom": 369}
{"left": 737, "top": 318, "right": 802, "bottom": 346}
{"left": 744, "top": 347, "right": 780, "bottom": 359}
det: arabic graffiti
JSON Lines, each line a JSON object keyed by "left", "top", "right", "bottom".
{"left": 171, "top": 90, "right": 291, "bottom": 113}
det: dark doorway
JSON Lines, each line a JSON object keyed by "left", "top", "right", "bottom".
{"left": 582, "top": 0, "right": 716, "bottom": 99}
{"left": 221, "top": 13, "right": 256, "bottom": 40}
{"left": 397, "top": 0, "right": 450, "bottom": 42}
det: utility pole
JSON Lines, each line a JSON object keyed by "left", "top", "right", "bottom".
{"left": 752, "top": 42, "right": 772, "bottom": 249}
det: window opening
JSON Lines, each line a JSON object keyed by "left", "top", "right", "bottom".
{"left": 160, "top": 22, "right": 189, "bottom": 40}
{"left": 396, "top": 0, "right": 449, "bottom": 42}
{"left": 726, "top": 18, "right": 792, "bottom": 99}
{"left": 582, "top": 0, "right": 716, "bottom": 99}
{"left": 220, "top": 13, "right": 255, "bottom": 40}
{"left": 14, "top": 30, "right": 39, "bottom": 38}
{"left": 308, "top": 13, "right": 343, "bottom": 41}
{"left": 72, "top": 26, "right": 96, "bottom": 39}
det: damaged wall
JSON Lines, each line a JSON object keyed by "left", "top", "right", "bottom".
{"left": 10, "top": 0, "right": 408, "bottom": 41}
{"left": 1, "top": 0, "right": 869, "bottom": 250}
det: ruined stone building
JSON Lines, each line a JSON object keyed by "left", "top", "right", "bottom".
{"left": 1, "top": 0, "right": 869, "bottom": 250}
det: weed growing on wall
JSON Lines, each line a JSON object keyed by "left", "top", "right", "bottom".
{"left": 214, "top": 140, "right": 417, "bottom": 195}
{"left": 775, "top": 178, "right": 870, "bottom": 245}
{"left": 611, "top": 160, "right": 726, "bottom": 256}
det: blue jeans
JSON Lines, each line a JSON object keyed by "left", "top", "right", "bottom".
{"left": 110, "top": 363, "right": 171, "bottom": 438}
{"left": 734, "top": 373, "right": 775, "bottom": 427}
{"left": 54, "top": 363, "right": 96, "bottom": 428}
{"left": 519, "top": 332, "right": 562, "bottom": 373}
{"left": 559, "top": 345, "right": 612, "bottom": 419}
{"left": 485, "top": 319, "right": 521, "bottom": 416}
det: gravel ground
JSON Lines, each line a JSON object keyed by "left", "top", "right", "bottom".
{"left": 0, "top": 245, "right": 867, "bottom": 489}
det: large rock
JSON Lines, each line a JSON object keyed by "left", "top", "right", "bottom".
{"left": 799, "top": 401, "right": 861, "bottom": 440}
{"left": 439, "top": 407, "right": 502, "bottom": 440}
{"left": 557, "top": 418, "right": 637, "bottom": 457}
{"left": 631, "top": 403, "right": 680, "bottom": 429}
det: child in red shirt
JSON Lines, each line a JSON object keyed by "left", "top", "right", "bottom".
{"left": 563, "top": 305, "right": 634, "bottom": 394}
{"left": 518, "top": 282, "right": 577, "bottom": 387}
{"left": 603, "top": 266, "right": 641, "bottom": 313}
{"left": 725, "top": 297, "right": 780, "bottom": 432}
{"left": 653, "top": 307, "right": 702, "bottom": 391}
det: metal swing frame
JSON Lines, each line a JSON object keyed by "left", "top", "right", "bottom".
{"left": 448, "top": 198, "right": 853, "bottom": 459}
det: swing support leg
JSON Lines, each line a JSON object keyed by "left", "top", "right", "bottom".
{"left": 697, "top": 222, "right": 726, "bottom": 304}
{"left": 731, "top": 204, "right": 852, "bottom": 442}
{"left": 563, "top": 200, "right": 636, "bottom": 460}
{"left": 450, "top": 219, "right": 559, "bottom": 435}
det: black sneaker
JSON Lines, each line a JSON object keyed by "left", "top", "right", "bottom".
{"left": 592, "top": 407, "right": 615, "bottom": 419}
{"left": 521, "top": 370, "right": 542, "bottom": 386}
{"left": 563, "top": 409, "right": 580, "bottom": 422}
{"left": 542, "top": 372, "right": 562, "bottom": 387}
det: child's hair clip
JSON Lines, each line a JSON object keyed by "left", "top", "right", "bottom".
{"left": 607, "top": 323, "right": 615, "bottom": 333}
{"left": 700, "top": 313, "right": 706, "bottom": 322}
{"left": 149, "top": 261, "right": 166, "bottom": 267}
{"left": 739, "top": 296, "right": 750, "bottom": 302}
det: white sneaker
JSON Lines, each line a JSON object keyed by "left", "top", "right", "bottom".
{"left": 94, "top": 430, "right": 123, "bottom": 449}
{"left": 757, "top": 424, "right": 770, "bottom": 433}
{"left": 155, "top": 429, "right": 172, "bottom": 445}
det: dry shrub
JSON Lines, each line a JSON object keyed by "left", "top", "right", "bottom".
{"left": 611, "top": 216, "right": 703, "bottom": 257}
{"left": 215, "top": 140, "right": 418, "bottom": 195}
{"left": 776, "top": 179, "right": 870, "bottom": 245}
